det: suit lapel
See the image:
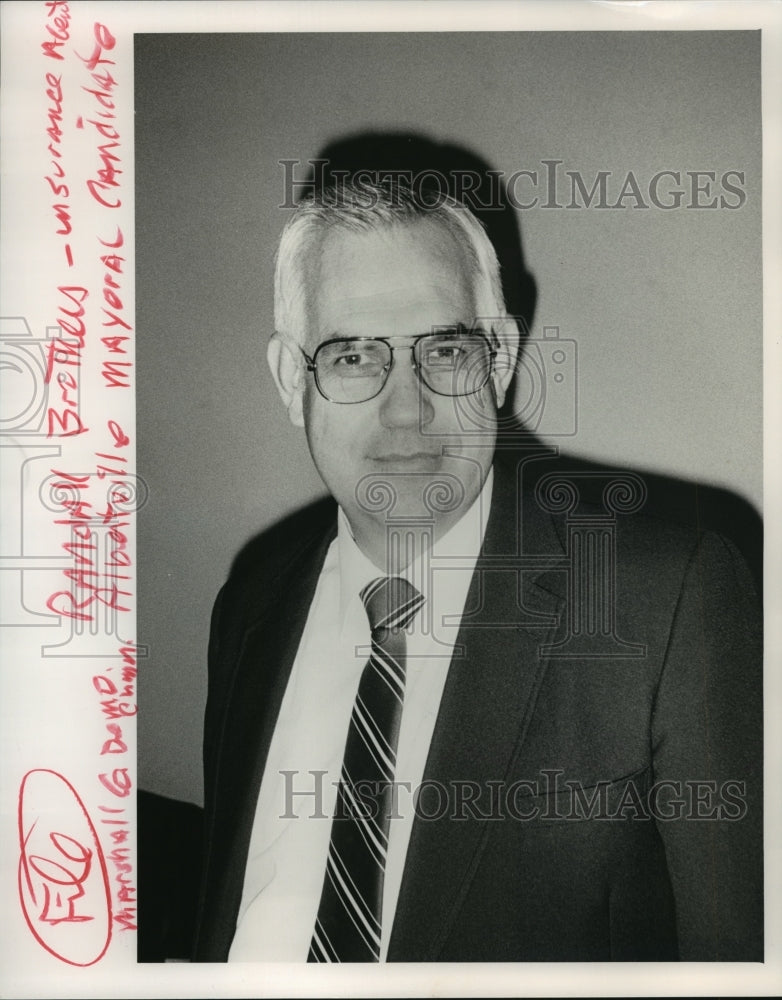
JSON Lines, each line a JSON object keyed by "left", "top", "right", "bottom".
{"left": 388, "top": 459, "right": 566, "bottom": 960}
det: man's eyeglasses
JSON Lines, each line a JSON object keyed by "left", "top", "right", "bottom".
{"left": 299, "top": 328, "right": 498, "bottom": 404}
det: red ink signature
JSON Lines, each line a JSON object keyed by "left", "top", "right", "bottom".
{"left": 18, "top": 769, "right": 112, "bottom": 966}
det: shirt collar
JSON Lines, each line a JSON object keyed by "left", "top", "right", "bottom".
{"left": 337, "top": 466, "right": 494, "bottom": 628}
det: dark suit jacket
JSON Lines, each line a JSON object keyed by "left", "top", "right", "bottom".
{"left": 193, "top": 453, "right": 762, "bottom": 961}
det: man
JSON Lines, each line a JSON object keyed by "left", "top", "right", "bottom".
{"left": 193, "top": 180, "right": 762, "bottom": 962}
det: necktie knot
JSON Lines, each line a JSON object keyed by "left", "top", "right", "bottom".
{"left": 360, "top": 576, "right": 424, "bottom": 634}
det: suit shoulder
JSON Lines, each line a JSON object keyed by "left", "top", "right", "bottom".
{"left": 613, "top": 503, "right": 748, "bottom": 577}
{"left": 506, "top": 449, "right": 761, "bottom": 593}
{"left": 600, "top": 506, "right": 759, "bottom": 632}
{"left": 224, "top": 494, "right": 337, "bottom": 595}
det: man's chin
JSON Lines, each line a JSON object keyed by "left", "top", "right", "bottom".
{"left": 350, "top": 460, "right": 473, "bottom": 525}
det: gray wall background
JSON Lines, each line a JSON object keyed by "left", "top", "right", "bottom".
{"left": 135, "top": 31, "right": 761, "bottom": 806}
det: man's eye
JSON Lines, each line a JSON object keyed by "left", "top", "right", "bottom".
{"left": 425, "top": 344, "right": 463, "bottom": 365}
{"left": 327, "top": 347, "right": 385, "bottom": 374}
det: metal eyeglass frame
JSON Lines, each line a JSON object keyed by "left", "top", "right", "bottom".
{"left": 298, "top": 328, "right": 498, "bottom": 404}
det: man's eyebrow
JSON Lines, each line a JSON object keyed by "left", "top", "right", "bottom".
{"left": 322, "top": 322, "right": 486, "bottom": 340}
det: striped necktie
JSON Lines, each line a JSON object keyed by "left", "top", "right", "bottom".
{"left": 308, "top": 575, "right": 425, "bottom": 962}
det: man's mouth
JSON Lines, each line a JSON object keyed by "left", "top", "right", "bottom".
{"left": 369, "top": 452, "right": 442, "bottom": 463}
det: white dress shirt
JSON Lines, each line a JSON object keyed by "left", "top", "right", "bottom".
{"left": 228, "top": 470, "right": 493, "bottom": 961}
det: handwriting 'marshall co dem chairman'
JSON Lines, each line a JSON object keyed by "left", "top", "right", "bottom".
{"left": 191, "top": 179, "right": 762, "bottom": 962}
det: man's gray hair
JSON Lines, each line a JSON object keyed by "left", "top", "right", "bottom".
{"left": 273, "top": 179, "right": 509, "bottom": 345}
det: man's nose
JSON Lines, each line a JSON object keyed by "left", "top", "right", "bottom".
{"left": 378, "top": 349, "right": 434, "bottom": 429}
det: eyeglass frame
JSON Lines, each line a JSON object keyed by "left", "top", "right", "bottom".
{"left": 295, "top": 326, "right": 499, "bottom": 404}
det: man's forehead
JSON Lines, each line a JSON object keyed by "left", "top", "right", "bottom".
{"left": 305, "top": 219, "right": 476, "bottom": 338}
{"left": 319, "top": 217, "right": 469, "bottom": 273}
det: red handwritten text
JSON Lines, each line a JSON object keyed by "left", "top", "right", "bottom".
{"left": 77, "top": 23, "right": 121, "bottom": 209}
{"left": 45, "top": 285, "right": 88, "bottom": 437}
{"left": 45, "top": 466, "right": 133, "bottom": 621}
{"left": 94, "top": 643, "right": 139, "bottom": 931}
{"left": 41, "top": 1, "right": 71, "bottom": 61}
{"left": 18, "top": 769, "right": 112, "bottom": 965}
{"left": 43, "top": 69, "right": 73, "bottom": 265}
{"left": 99, "top": 228, "right": 133, "bottom": 387}
{"left": 99, "top": 806, "right": 136, "bottom": 931}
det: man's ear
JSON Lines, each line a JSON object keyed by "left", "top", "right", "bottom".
{"left": 267, "top": 333, "right": 305, "bottom": 427}
{"left": 491, "top": 316, "right": 520, "bottom": 409}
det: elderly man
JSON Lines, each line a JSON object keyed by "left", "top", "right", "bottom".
{"left": 192, "top": 180, "right": 762, "bottom": 962}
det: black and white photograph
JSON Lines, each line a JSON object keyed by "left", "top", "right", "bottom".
{"left": 136, "top": 19, "right": 766, "bottom": 967}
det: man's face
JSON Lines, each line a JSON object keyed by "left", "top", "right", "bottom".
{"left": 279, "top": 219, "right": 506, "bottom": 567}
